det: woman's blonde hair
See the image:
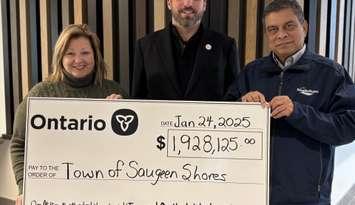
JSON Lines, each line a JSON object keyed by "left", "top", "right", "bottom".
{"left": 48, "top": 24, "right": 106, "bottom": 85}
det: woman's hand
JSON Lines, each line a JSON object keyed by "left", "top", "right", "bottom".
{"left": 106, "top": 94, "right": 123, "bottom": 100}
{"left": 16, "top": 195, "right": 22, "bottom": 205}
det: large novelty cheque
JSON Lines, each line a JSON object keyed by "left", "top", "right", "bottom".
{"left": 24, "top": 98, "right": 270, "bottom": 205}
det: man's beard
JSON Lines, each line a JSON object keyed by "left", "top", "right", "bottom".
{"left": 172, "top": 8, "right": 204, "bottom": 28}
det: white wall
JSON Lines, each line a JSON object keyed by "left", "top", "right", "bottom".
{"left": 0, "top": 0, "right": 7, "bottom": 135}
{"left": 0, "top": 2, "right": 18, "bottom": 200}
{"left": 332, "top": 142, "right": 355, "bottom": 204}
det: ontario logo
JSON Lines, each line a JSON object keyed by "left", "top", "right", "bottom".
{"left": 30, "top": 109, "right": 139, "bottom": 136}
{"left": 111, "top": 109, "right": 138, "bottom": 136}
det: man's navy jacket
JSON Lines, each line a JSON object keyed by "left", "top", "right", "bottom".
{"left": 228, "top": 49, "right": 355, "bottom": 205}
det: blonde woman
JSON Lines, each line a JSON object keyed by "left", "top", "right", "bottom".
{"left": 11, "top": 24, "right": 126, "bottom": 204}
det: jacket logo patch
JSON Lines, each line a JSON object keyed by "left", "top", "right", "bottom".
{"left": 297, "top": 87, "right": 319, "bottom": 96}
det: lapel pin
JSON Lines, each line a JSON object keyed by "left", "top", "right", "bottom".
{"left": 205, "top": 44, "right": 212, "bottom": 51}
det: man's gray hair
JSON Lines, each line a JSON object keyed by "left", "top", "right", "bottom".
{"left": 263, "top": 0, "right": 305, "bottom": 25}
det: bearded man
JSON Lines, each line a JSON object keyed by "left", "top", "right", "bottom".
{"left": 131, "top": 0, "right": 240, "bottom": 101}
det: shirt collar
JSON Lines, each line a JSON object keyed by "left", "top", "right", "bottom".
{"left": 272, "top": 45, "right": 306, "bottom": 69}
{"left": 170, "top": 23, "right": 204, "bottom": 46}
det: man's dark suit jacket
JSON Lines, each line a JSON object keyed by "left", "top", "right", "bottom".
{"left": 131, "top": 25, "right": 240, "bottom": 101}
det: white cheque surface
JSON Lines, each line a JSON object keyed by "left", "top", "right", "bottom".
{"left": 24, "top": 98, "right": 270, "bottom": 205}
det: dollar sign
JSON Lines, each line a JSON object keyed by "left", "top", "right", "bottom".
{"left": 156, "top": 135, "right": 166, "bottom": 150}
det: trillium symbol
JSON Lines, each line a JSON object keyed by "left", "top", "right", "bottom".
{"left": 111, "top": 109, "right": 138, "bottom": 136}
{"left": 115, "top": 115, "right": 134, "bottom": 132}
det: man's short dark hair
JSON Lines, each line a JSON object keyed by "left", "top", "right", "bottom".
{"left": 263, "top": 0, "right": 305, "bottom": 25}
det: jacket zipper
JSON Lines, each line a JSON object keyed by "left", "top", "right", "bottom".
{"left": 317, "top": 144, "right": 323, "bottom": 197}
{"left": 278, "top": 71, "right": 284, "bottom": 95}
{"left": 270, "top": 71, "right": 285, "bottom": 198}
